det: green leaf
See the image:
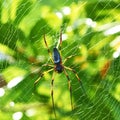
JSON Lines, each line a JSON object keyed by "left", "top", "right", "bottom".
{"left": 14, "top": 0, "right": 32, "bottom": 25}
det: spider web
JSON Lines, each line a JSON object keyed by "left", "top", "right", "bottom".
{"left": 0, "top": 0, "right": 120, "bottom": 120}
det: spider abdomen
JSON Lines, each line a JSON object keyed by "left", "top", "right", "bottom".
{"left": 53, "top": 48, "right": 63, "bottom": 73}
{"left": 53, "top": 48, "right": 61, "bottom": 64}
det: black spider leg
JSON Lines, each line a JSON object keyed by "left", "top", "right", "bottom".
{"left": 63, "top": 55, "right": 76, "bottom": 64}
{"left": 42, "top": 64, "right": 54, "bottom": 67}
{"left": 64, "top": 66, "right": 86, "bottom": 95}
{"left": 59, "top": 27, "right": 62, "bottom": 53}
{"left": 43, "top": 33, "right": 57, "bottom": 117}
{"left": 56, "top": 27, "right": 63, "bottom": 55}
{"left": 63, "top": 69, "right": 74, "bottom": 110}
{"left": 51, "top": 71, "right": 57, "bottom": 118}
{"left": 34, "top": 67, "right": 57, "bottom": 118}
{"left": 44, "top": 34, "right": 54, "bottom": 63}
{"left": 34, "top": 68, "right": 54, "bottom": 89}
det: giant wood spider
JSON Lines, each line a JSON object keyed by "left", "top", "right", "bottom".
{"left": 34, "top": 28, "right": 84, "bottom": 117}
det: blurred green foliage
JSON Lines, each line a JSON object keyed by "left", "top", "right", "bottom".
{"left": 0, "top": 0, "right": 120, "bottom": 120}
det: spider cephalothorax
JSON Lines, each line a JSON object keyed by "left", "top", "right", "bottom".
{"left": 34, "top": 28, "right": 84, "bottom": 117}
{"left": 55, "top": 63, "right": 64, "bottom": 73}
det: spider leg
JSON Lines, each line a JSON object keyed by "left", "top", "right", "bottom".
{"left": 63, "top": 69, "right": 74, "bottom": 110}
{"left": 51, "top": 71, "right": 57, "bottom": 117}
{"left": 64, "top": 66, "right": 86, "bottom": 94}
{"left": 59, "top": 27, "right": 62, "bottom": 52}
{"left": 34, "top": 68, "right": 54, "bottom": 89}
{"left": 63, "top": 55, "right": 76, "bottom": 64}
{"left": 57, "top": 27, "right": 62, "bottom": 55}
{"left": 43, "top": 34, "right": 54, "bottom": 63}
{"left": 42, "top": 64, "right": 54, "bottom": 67}
{"left": 34, "top": 67, "right": 57, "bottom": 117}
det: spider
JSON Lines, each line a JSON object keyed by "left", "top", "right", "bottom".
{"left": 34, "top": 29, "right": 84, "bottom": 117}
